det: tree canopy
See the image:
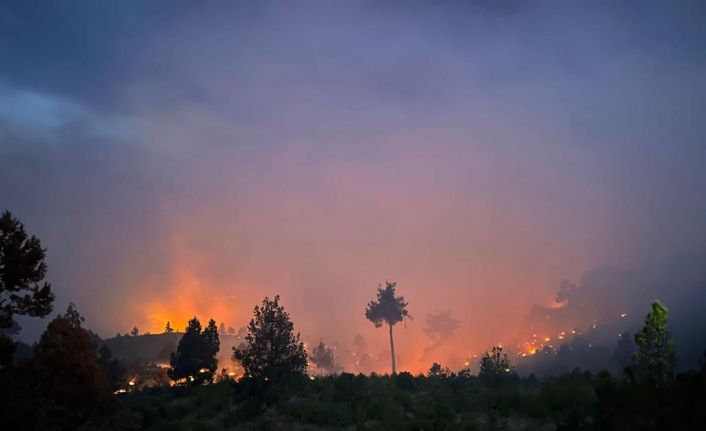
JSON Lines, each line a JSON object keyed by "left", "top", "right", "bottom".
{"left": 632, "top": 300, "right": 676, "bottom": 382}
{"left": 479, "top": 346, "right": 513, "bottom": 382}
{"left": 64, "top": 302, "right": 85, "bottom": 328}
{"left": 423, "top": 310, "right": 460, "bottom": 339}
{"left": 168, "top": 317, "right": 220, "bottom": 384}
{"left": 0, "top": 210, "right": 54, "bottom": 330}
{"left": 311, "top": 340, "right": 335, "bottom": 375}
{"left": 33, "top": 316, "right": 112, "bottom": 425}
{"left": 365, "top": 281, "right": 410, "bottom": 328}
{"left": 233, "top": 295, "right": 307, "bottom": 380}
{"left": 427, "top": 362, "right": 453, "bottom": 378}
{"left": 365, "top": 281, "right": 410, "bottom": 374}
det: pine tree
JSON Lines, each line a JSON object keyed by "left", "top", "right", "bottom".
{"left": 168, "top": 317, "right": 220, "bottom": 384}
{"left": 311, "top": 340, "right": 335, "bottom": 375}
{"left": 0, "top": 210, "right": 55, "bottom": 330}
{"left": 632, "top": 300, "right": 676, "bottom": 382}
{"left": 479, "top": 346, "right": 512, "bottom": 382}
{"left": 233, "top": 295, "right": 307, "bottom": 380}
{"left": 64, "top": 303, "right": 85, "bottom": 328}
{"left": 202, "top": 319, "right": 220, "bottom": 377}
{"left": 33, "top": 317, "right": 111, "bottom": 425}
{"left": 365, "top": 281, "right": 410, "bottom": 374}
{"left": 427, "top": 362, "right": 452, "bottom": 378}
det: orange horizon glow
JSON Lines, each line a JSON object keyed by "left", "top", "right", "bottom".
{"left": 124, "top": 262, "right": 589, "bottom": 375}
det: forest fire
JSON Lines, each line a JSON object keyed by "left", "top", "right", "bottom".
{"left": 2, "top": 0, "right": 705, "bottom": 428}
{"left": 132, "top": 239, "right": 253, "bottom": 335}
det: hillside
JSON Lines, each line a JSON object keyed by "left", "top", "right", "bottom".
{"left": 104, "top": 333, "right": 245, "bottom": 368}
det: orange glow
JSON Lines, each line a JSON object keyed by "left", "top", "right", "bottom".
{"left": 135, "top": 237, "right": 249, "bottom": 334}
{"left": 518, "top": 342, "right": 538, "bottom": 356}
{"left": 106, "top": 197, "right": 600, "bottom": 377}
{"left": 140, "top": 266, "right": 239, "bottom": 333}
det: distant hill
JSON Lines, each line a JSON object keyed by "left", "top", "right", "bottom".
{"left": 103, "top": 332, "right": 245, "bottom": 367}
{"left": 104, "top": 333, "right": 182, "bottom": 364}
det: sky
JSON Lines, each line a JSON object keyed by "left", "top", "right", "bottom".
{"left": 1, "top": 1, "right": 706, "bottom": 373}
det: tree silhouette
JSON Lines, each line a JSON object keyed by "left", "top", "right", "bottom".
{"left": 427, "top": 362, "right": 452, "bottom": 378}
{"left": 423, "top": 310, "right": 460, "bottom": 339}
{"left": 365, "top": 281, "right": 410, "bottom": 374}
{"left": 479, "top": 346, "right": 512, "bottom": 382}
{"left": 64, "top": 303, "right": 85, "bottom": 328}
{"left": 164, "top": 321, "right": 174, "bottom": 333}
{"left": 219, "top": 322, "right": 226, "bottom": 336}
{"left": 203, "top": 319, "right": 220, "bottom": 373}
{"left": 33, "top": 316, "right": 111, "bottom": 426}
{"left": 97, "top": 344, "right": 125, "bottom": 390}
{"left": 632, "top": 300, "right": 675, "bottom": 382}
{"left": 0, "top": 210, "right": 54, "bottom": 330}
{"left": 422, "top": 310, "right": 460, "bottom": 358}
{"left": 130, "top": 326, "right": 139, "bottom": 337}
{"left": 168, "top": 317, "right": 220, "bottom": 384}
{"left": 233, "top": 295, "right": 307, "bottom": 380}
{"left": 311, "top": 340, "right": 335, "bottom": 375}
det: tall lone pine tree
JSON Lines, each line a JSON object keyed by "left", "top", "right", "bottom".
{"left": 365, "top": 281, "right": 410, "bottom": 374}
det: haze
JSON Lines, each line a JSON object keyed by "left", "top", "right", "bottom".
{"left": 2, "top": 0, "right": 705, "bottom": 373}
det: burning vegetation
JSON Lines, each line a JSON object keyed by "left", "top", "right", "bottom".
{"left": 2, "top": 211, "right": 706, "bottom": 430}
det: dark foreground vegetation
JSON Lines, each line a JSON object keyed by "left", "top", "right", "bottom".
{"left": 129, "top": 366, "right": 706, "bottom": 431}
{"left": 2, "top": 209, "right": 706, "bottom": 430}
{"left": 3, "top": 364, "right": 706, "bottom": 430}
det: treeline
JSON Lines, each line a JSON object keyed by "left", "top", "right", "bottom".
{"left": 2, "top": 210, "right": 706, "bottom": 430}
{"left": 123, "top": 365, "right": 706, "bottom": 430}
{"left": 120, "top": 291, "right": 705, "bottom": 430}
